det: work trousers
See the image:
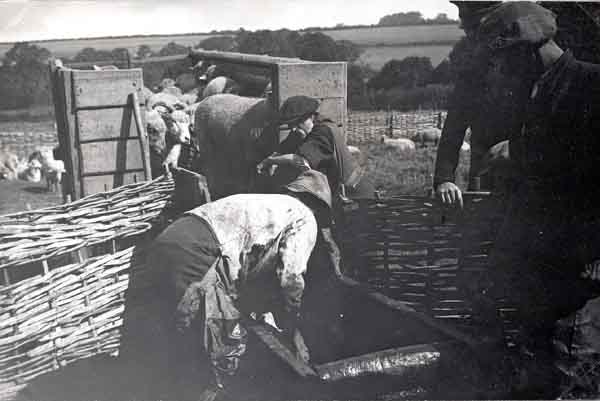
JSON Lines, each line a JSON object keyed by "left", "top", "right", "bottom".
{"left": 485, "top": 184, "right": 600, "bottom": 347}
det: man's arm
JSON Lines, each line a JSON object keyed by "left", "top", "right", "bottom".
{"left": 433, "top": 83, "right": 473, "bottom": 207}
{"left": 276, "top": 215, "right": 318, "bottom": 362}
{"left": 433, "top": 86, "right": 472, "bottom": 188}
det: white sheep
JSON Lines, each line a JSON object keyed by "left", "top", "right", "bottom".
{"left": 93, "top": 65, "right": 118, "bottom": 71}
{"left": 202, "top": 76, "right": 240, "bottom": 99}
{"left": 413, "top": 127, "right": 442, "bottom": 147}
{"left": 347, "top": 145, "right": 361, "bottom": 156}
{"left": 0, "top": 151, "right": 19, "bottom": 180}
{"left": 146, "top": 104, "right": 193, "bottom": 178}
{"left": 189, "top": 94, "right": 278, "bottom": 199}
{"left": 18, "top": 159, "right": 42, "bottom": 183}
{"left": 146, "top": 92, "right": 186, "bottom": 112}
{"left": 380, "top": 136, "right": 416, "bottom": 152}
{"left": 179, "top": 92, "right": 199, "bottom": 106}
{"left": 30, "top": 148, "right": 66, "bottom": 191}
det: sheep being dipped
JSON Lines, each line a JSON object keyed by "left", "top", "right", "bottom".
{"left": 163, "top": 93, "right": 279, "bottom": 200}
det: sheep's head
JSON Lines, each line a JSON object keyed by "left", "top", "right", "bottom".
{"left": 146, "top": 109, "right": 167, "bottom": 153}
{"left": 164, "top": 110, "right": 192, "bottom": 145}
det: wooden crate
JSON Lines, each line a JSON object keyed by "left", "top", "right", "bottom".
{"left": 48, "top": 60, "right": 151, "bottom": 201}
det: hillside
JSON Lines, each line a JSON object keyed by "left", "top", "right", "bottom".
{"left": 323, "top": 24, "right": 462, "bottom": 46}
{"left": 0, "top": 24, "right": 462, "bottom": 63}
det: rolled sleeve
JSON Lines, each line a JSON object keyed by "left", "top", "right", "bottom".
{"left": 277, "top": 216, "right": 318, "bottom": 314}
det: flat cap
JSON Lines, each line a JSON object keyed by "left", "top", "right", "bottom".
{"left": 477, "top": 1, "right": 557, "bottom": 50}
{"left": 279, "top": 96, "right": 320, "bottom": 125}
{"left": 450, "top": 1, "right": 502, "bottom": 30}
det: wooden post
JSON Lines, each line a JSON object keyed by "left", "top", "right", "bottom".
{"left": 131, "top": 92, "right": 151, "bottom": 180}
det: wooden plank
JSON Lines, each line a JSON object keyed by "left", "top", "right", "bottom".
{"left": 131, "top": 92, "right": 151, "bottom": 180}
{"left": 245, "top": 320, "right": 317, "bottom": 378}
{"left": 63, "top": 69, "right": 83, "bottom": 200}
{"left": 277, "top": 62, "right": 347, "bottom": 100}
{"left": 48, "top": 60, "right": 73, "bottom": 202}
{"left": 82, "top": 172, "right": 144, "bottom": 195}
{"left": 77, "top": 108, "right": 138, "bottom": 141}
{"left": 190, "top": 49, "right": 307, "bottom": 68}
{"left": 315, "top": 342, "right": 451, "bottom": 381}
{"left": 79, "top": 139, "right": 144, "bottom": 174}
{"left": 71, "top": 69, "right": 143, "bottom": 108}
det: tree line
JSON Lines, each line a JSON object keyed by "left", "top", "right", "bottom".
{"left": 0, "top": 29, "right": 454, "bottom": 113}
{"left": 1, "top": 2, "right": 598, "bottom": 115}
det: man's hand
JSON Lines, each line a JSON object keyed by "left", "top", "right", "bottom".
{"left": 256, "top": 155, "right": 278, "bottom": 176}
{"left": 436, "top": 181, "right": 463, "bottom": 208}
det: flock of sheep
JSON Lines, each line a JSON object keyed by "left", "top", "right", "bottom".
{"left": 0, "top": 59, "right": 475, "bottom": 199}
{"left": 0, "top": 147, "right": 65, "bottom": 191}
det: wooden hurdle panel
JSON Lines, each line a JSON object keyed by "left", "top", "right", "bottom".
{"left": 48, "top": 60, "right": 151, "bottom": 201}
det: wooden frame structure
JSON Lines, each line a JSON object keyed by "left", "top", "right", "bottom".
{"left": 48, "top": 60, "right": 151, "bottom": 201}
{"left": 185, "top": 49, "right": 348, "bottom": 140}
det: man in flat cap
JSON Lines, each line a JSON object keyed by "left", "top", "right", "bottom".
{"left": 474, "top": 2, "right": 600, "bottom": 396}
{"left": 434, "top": 1, "right": 527, "bottom": 205}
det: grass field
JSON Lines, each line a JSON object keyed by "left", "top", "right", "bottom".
{"left": 0, "top": 34, "right": 217, "bottom": 60}
{"left": 323, "top": 25, "right": 462, "bottom": 46}
{"left": 0, "top": 115, "right": 469, "bottom": 215}
{"left": 357, "top": 44, "right": 453, "bottom": 69}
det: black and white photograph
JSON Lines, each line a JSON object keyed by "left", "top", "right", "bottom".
{"left": 1, "top": 1, "right": 600, "bottom": 399}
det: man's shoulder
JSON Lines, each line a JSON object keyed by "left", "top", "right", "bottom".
{"left": 573, "top": 57, "right": 600, "bottom": 80}
{"left": 311, "top": 122, "right": 336, "bottom": 143}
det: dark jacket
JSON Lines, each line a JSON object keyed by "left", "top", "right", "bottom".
{"left": 433, "top": 72, "right": 526, "bottom": 189}
{"left": 512, "top": 50, "right": 600, "bottom": 213}
{"left": 279, "top": 119, "right": 358, "bottom": 194}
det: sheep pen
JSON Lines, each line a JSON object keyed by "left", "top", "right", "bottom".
{"left": 0, "top": 110, "right": 468, "bottom": 214}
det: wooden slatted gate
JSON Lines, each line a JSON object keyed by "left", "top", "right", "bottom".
{"left": 49, "top": 60, "right": 151, "bottom": 201}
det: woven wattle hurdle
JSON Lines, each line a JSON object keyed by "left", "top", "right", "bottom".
{"left": 339, "top": 193, "right": 510, "bottom": 332}
{"left": 0, "top": 176, "right": 175, "bottom": 400}
{"left": 0, "top": 178, "right": 510, "bottom": 398}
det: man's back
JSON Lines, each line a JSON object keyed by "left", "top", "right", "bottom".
{"left": 186, "top": 193, "right": 318, "bottom": 280}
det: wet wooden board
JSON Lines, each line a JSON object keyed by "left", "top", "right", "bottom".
{"left": 244, "top": 320, "right": 317, "bottom": 378}
{"left": 314, "top": 342, "right": 452, "bottom": 382}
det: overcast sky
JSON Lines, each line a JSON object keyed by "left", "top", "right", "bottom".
{"left": 0, "top": 0, "right": 460, "bottom": 42}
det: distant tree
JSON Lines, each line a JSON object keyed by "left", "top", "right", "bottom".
{"left": 432, "top": 13, "right": 453, "bottom": 23}
{"left": 0, "top": 42, "right": 52, "bottom": 109}
{"left": 295, "top": 32, "right": 339, "bottom": 61}
{"left": 196, "top": 36, "right": 237, "bottom": 52}
{"left": 73, "top": 47, "right": 113, "bottom": 62}
{"left": 3, "top": 42, "right": 51, "bottom": 66}
{"left": 136, "top": 45, "right": 154, "bottom": 59}
{"left": 294, "top": 32, "right": 362, "bottom": 62}
{"left": 236, "top": 29, "right": 300, "bottom": 57}
{"left": 334, "top": 40, "right": 363, "bottom": 63}
{"left": 158, "top": 41, "right": 189, "bottom": 56}
{"left": 378, "top": 11, "right": 424, "bottom": 26}
{"left": 368, "top": 56, "right": 434, "bottom": 90}
{"left": 110, "top": 47, "right": 130, "bottom": 63}
{"left": 347, "top": 64, "right": 373, "bottom": 109}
